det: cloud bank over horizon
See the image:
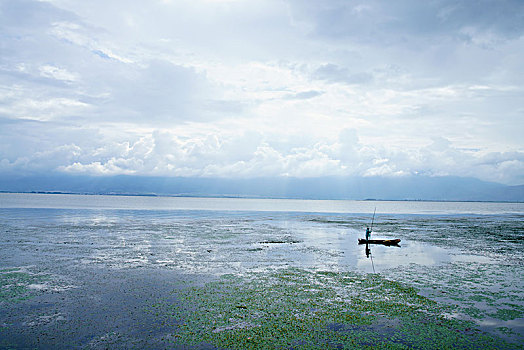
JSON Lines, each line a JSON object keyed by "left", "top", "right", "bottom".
{"left": 1, "top": 0, "right": 523, "bottom": 185}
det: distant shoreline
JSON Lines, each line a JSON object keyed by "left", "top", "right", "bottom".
{"left": 1, "top": 190, "right": 522, "bottom": 204}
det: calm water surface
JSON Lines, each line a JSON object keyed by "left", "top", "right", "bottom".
{"left": 1, "top": 192, "right": 522, "bottom": 214}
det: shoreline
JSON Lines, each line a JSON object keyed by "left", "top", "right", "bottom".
{"left": 1, "top": 191, "right": 523, "bottom": 204}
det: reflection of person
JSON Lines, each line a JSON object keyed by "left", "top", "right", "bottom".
{"left": 366, "top": 227, "right": 371, "bottom": 241}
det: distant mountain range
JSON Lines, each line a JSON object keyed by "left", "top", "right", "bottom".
{"left": 0, "top": 174, "right": 522, "bottom": 202}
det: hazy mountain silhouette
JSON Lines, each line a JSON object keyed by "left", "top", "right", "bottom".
{"left": 1, "top": 174, "right": 522, "bottom": 202}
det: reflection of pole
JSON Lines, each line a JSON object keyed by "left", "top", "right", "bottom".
{"left": 370, "top": 249, "right": 376, "bottom": 273}
{"left": 369, "top": 208, "right": 377, "bottom": 273}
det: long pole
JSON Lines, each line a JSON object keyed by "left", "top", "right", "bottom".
{"left": 370, "top": 207, "right": 376, "bottom": 232}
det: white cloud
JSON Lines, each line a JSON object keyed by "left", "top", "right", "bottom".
{"left": 2, "top": 124, "right": 521, "bottom": 184}
{"left": 0, "top": 0, "right": 523, "bottom": 185}
{"left": 39, "top": 65, "right": 79, "bottom": 82}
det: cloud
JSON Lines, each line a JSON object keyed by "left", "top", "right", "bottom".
{"left": 283, "top": 90, "right": 323, "bottom": 100}
{"left": 104, "top": 60, "right": 214, "bottom": 123}
{"left": 313, "top": 64, "right": 373, "bottom": 85}
{"left": 288, "top": 0, "right": 524, "bottom": 43}
{"left": 39, "top": 65, "right": 79, "bottom": 82}
{"left": 2, "top": 123, "right": 522, "bottom": 184}
{"left": 0, "top": 0, "right": 233, "bottom": 125}
{"left": 0, "top": 0, "right": 523, "bottom": 185}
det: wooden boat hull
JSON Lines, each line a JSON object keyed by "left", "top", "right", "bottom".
{"left": 358, "top": 238, "right": 401, "bottom": 245}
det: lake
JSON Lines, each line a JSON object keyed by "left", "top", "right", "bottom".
{"left": 1, "top": 193, "right": 523, "bottom": 348}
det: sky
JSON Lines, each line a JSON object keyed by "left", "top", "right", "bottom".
{"left": 1, "top": 0, "right": 523, "bottom": 185}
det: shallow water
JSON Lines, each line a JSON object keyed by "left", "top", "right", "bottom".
{"left": 0, "top": 194, "right": 523, "bottom": 348}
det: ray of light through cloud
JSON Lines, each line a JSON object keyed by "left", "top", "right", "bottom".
{"left": 0, "top": 0, "right": 523, "bottom": 185}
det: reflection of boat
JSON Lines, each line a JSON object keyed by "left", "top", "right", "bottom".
{"left": 358, "top": 238, "right": 401, "bottom": 246}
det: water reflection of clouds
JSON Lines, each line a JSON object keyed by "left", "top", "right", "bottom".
{"left": 56, "top": 210, "right": 123, "bottom": 226}
{"left": 396, "top": 241, "right": 452, "bottom": 266}
{"left": 2, "top": 204, "right": 507, "bottom": 277}
{"left": 288, "top": 219, "right": 457, "bottom": 272}
{"left": 450, "top": 254, "right": 494, "bottom": 264}
{"left": 289, "top": 223, "right": 353, "bottom": 271}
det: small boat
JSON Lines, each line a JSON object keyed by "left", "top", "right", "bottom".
{"left": 358, "top": 238, "right": 401, "bottom": 246}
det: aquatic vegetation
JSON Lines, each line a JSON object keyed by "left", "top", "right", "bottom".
{"left": 1, "top": 205, "right": 522, "bottom": 348}
{"left": 386, "top": 260, "right": 524, "bottom": 344}
{"left": 0, "top": 268, "right": 50, "bottom": 303}
{"left": 160, "top": 268, "right": 517, "bottom": 349}
{"left": 492, "top": 308, "right": 523, "bottom": 322}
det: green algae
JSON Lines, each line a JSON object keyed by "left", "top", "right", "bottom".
{"left": 0, "top": 268, "right": 50, "bottom": 303}
{"left": 157, "top": 268, "right": 518, "bottom": 349}
{"left": 492, "top": 308, "right": 523, "bottom": 321}
{"left": 386, "top": 260, "right": 524, "bottom": 344}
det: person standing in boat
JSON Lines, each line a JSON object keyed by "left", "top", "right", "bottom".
{"left": 366, "top": 227, "right": 371, "bottom": 241}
